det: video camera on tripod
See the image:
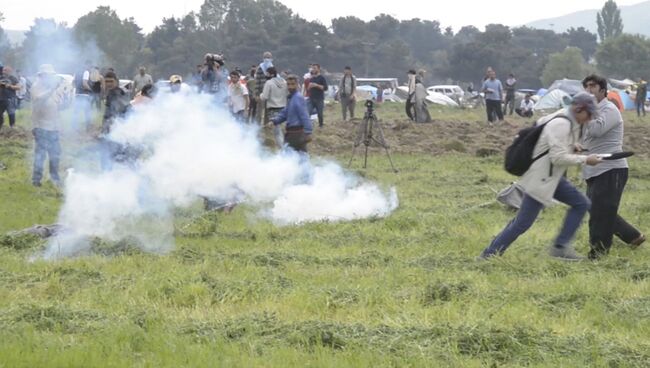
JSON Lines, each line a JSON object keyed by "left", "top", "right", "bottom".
{"left": 348, "top": 99, "right": 398, "bottom": 172}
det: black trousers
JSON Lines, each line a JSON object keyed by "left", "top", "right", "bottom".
{"left": 285, "top": 128, "right": 307, "bottom": 152}
{"left": 0, "top": 99, "right": 17, "bottom": 128}
{"left": 586, "top": 168, "right": 642, "bottom": 258}
{"left": 515, "top": 108, "right": 533, "bottom": 118}
{"left": 504, "top": 94, "right": 515, "bottom": 115}
{"left": 486, "top": 99, "right": 503, "bottom": 122}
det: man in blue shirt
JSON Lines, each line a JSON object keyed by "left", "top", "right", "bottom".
{"left": 481, "top": 69, "right": 504, "bottom": 125}
{"left": 272, "top": 75, "right": 313, "bottom": 152}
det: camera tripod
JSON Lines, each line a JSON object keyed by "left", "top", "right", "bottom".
{"left": 348, "top": 102, "right": 398, "bottom": 172}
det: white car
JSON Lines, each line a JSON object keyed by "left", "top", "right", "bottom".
{"left": 426, "top": 85, "right": 464, "bottom": 101}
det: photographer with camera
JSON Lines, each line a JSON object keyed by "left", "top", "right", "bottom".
{"left": 200, "top": 53, "right": 226, "bottom": 97}
{"left": 30, "top": 64, "right": 67, "bottom": 187}
{"left": 0, "top": 63, "right": 21, "bottom": 130}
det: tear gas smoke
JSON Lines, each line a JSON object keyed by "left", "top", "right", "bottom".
{"left": 42, "top": 92, "right": 398, "bottom": 259}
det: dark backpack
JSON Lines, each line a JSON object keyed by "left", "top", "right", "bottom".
{"left": 504, "top": 114, "right": 567, "bottom": 176}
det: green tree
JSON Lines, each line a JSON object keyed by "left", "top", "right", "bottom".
{"left": 74, "top": 6, "right": 145, "bottom": 77}
{"left": 21, "top": 18, "right": 80, "bottom": 74}
{"left": 563, "top": 27, "right": 598, "bottom": 60}
{"left": 541, "top": 47, "right": 593, "bottom": 86}
{"left": 597, "top": 0, "right": 624, "bottom": 42}
{"left": 596, "top": 34, "right": 650, "bottom": 78}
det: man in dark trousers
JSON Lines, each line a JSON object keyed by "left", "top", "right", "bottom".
{"left": 272, "top": 75, "right": 313, "bottom": 153}
{"left": 582, "top": 74, "right": 645, "bottom": 259}
{"left": 0, "top": 63, "right": 21, "bottom": 129}
{"left": 307, "top": 64, "right": 328, "bottom": 128}
{"left": 481, "top": 69, "right": 504, "bottom": 125}
{"left": 503, "top": 73, "right": 517, "bottom": 116}
{"left": 100, "top": 71, "right": 131, "bottom": 170}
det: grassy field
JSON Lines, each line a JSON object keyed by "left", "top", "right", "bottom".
{"left": 0, "top": 104, "right": 649, "bottom": 367}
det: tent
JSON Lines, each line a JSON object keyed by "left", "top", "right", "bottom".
{"left": 356, "top": 85, "right": 377, "bottom": 99}
{"left": 536, "top": 88, "right": 548, "bottom": 97}
{"left": 608, "top": 90, "right": 635, "bottom": 111}
{"left": 534, "top": 89, "right": 571, "bottom": 111}
{"left": 548, "top": 79, "right": 584, "bottom": 96}
{"left": 426, "top": 91, "right": 459, "bottom": 107}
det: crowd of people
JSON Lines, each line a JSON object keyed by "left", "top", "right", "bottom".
{"left": 2, "top": 55, "right": 648, "bottom": 260}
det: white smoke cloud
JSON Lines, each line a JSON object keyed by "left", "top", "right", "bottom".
{"left": 41, "top": 92, "right": 398, "bottom": 259}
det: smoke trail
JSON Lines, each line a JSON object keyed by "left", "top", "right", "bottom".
{"left": 41, "top": 92, "right": 398, "bottom": 259}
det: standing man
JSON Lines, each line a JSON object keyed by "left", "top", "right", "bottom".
{"left": 227, "top": 71, "right": 249, "bottom": 122}
{"left": 254, "top": 52, "right": 274, "bottom": 125}
{"left": 581, "top": 74, "right": 645, "bottom": 259}
{"left": 261, "top": 67, "right": 287, "bottom": 122}
{"left": 479, "top": 93, "right": 603, "bottom": 260}
{"left": 339, "top": 66, "right": 357, "bottom": 121}
{"left": 261, "top": 67, "right": 288, "bottom": 147}
{"left": 246, "top": 65, "right": 258, "bottom": 124}
{"left": 504, "top": 73, "right": 517, "bottom": 116}
{"left": 414, "top": 69, "right": 432, "bottom": 123}
{"left": 100, "top": 71, "right": 131, "bottom": 170}
{"left": 132, "top": 67, "right": 153, "bottom": 98}
{"left": 405, "top": 69, "right": 417, "bottom": 121}
{"left": 636, "top": 79, "right": 647, "bottom": 118}
{"left": 482, "top": 69, "right": 504, "bottom": 125}
{"left": 16, "top": 69, "right": 28, "bottom": 110}
{"left": 515, "top": 94, "right": 535, "bottom": 118}
{"left": 31, "top": 64, "right": 65, "bottom": 187}
{"left": 272, "top": 75, "right": 313, "bottom": 153}
{"left": 307, "top": 64, "right": 328, "bottom": 128}
{"left": 73, "top": 60, "right": 93, "bottom": 130}
{"left": 0, "top": 63, "right": 20, "bottom": 129}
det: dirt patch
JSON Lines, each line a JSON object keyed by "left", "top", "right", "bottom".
{"left": 264, "top": 116, "right": 650, "bottom": 158}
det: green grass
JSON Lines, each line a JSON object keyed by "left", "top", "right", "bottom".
{"left": 0, "top": 105, "right": 649, "bottom": 367}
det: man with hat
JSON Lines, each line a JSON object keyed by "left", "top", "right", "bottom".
{"left": 254, "top": 51, "right": 274, "bottom": 125}
{"left": 0, "top": 62, "right": 21, "bottom": 129}
{"left": 31, "top": 64, "right": 66, "bottom": 187}
{"left": 479, "top": 92, "right": 604, "bottom": 261}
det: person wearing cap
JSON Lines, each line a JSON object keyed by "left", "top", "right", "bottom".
{"left": 169, "top": 75, "right": 183, "bottom": 93}
{"left": 132, "top": 67, "right": 153, "bottom": 97}
{"left": 30, "top": 64, "right": 66, "bottom": 187}
{"left": 0, "top": 63, "right": 21, "bottom": 129}
{"left": 479, "top": 92, "right": 604, "bottom": 261}
{"left": 581, "top": 74, "right": 645, "bottom": 258}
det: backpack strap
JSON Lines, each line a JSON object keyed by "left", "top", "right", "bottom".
{"left": 530, "top": 113, "right": 570, "bottom": 163}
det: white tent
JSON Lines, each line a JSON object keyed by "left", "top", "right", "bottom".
{"left": 534, "top": 89, "right": 571, "bottom": 111}
{"left": 426, "top": 91, "right": 459, "bottom": 107}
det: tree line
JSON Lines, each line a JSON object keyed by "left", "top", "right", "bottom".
{"left": 0, "top": 0, "right": 648, "bottom": 88}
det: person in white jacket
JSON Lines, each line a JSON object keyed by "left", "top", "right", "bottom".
{"left": 480, "top": 92, "right": 603, "bottom": 261}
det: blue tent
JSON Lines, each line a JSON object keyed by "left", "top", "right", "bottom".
{"left": 357, "top": 85, "right": 378, "bottom": 99}
{"left": 614, "top": 89, "right": 635, "bottom": 110}
{"left": 537, "top": 88, "right": 548, "bottom": 97}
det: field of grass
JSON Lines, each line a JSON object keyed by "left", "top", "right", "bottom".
{"left": 0, "top": 104, "right": 649, "bottom": 367}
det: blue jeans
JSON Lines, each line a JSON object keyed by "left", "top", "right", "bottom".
{"left": 481, "top": 177, "right": 591, "bottom": 257}
{"left": 308, "top": 98, "right": 324, "bottom": 126}
{"left": 72, "top": 94, "right": 93, "bottom": 130}
{"left": 32, "top": 128, "right": 61, "bottom": 184}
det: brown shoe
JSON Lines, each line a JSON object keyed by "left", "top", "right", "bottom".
{"left": 631, "top": 234, "right": 646, "bottom": 249}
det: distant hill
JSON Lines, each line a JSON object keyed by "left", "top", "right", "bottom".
{"left": 4, "top": 30, "right": 26, "bottom": 46}
{"left": 526, "top": 1, "right": 650, "bottom": 37}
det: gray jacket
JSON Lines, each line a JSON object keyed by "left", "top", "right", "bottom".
{"left": 261, "top": 77, "right": 288, "bottom": 109}
{"left": 582, "top": 98, "right": 628, "bottom": 180}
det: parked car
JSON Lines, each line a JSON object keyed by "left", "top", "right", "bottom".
{"left": 426, "top": 85, "right": 464, "bottom": 101}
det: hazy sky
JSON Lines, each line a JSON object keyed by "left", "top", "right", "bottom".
{"left": 0, "top": 0, "right": 644, "bottom": 32}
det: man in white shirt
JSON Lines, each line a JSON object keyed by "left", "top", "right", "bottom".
{"left": 516, "top": 94, "right": 535, "bottom": 118}
{"left": 228, "top": 71, "right": 249, "bottom": 122}
{"left": 132, "top": 67, "right": 153, "bottom": 97}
